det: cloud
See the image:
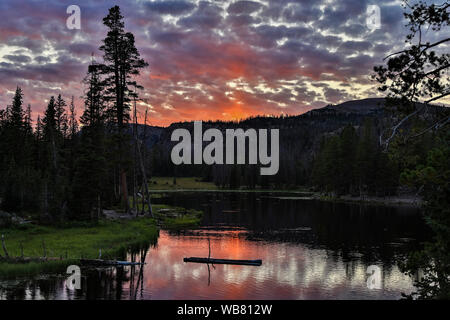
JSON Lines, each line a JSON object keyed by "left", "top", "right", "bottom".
{"left": 0, "top": 0, "right": 443, "bottom": 126}
{"left": 178, "top": 1, "right": 223, "bottom": 29}
{"left": 3, "top": 54, "right": 32, "bottom": 64}
{"left": 227, "top": 1, "right": 263, "bottom": 15}
{"left": 144, "top": 1, "right": 195, "bottom": 15}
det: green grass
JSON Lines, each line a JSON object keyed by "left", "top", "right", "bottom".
{"left": 0, "top": 218, "right": 158, "bottom": 278}
{"left": 155, "top": 207, "right": 203, "bottom": 229}
{"left": 0, "top": 219, "right": 158, "bottom": 259}
{"left": 0, "top": 259, "right": 77, "bottom": 278}
{"left": 149, "top": 177, "right": 218, "bottom": 190}
{"left": 0, "top": 202, "right": 204, "bottom": 278}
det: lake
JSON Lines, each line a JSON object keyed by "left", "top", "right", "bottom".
{"left": 0, "top": 192, "right": 428, "bottom": 300}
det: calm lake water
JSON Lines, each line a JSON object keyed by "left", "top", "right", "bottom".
{"left": 0, "top": 192, "right": 428, "bottom": 300}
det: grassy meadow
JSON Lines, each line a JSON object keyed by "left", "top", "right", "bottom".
{"left": 0, "top": 203, "right": 203, "bottom": 278}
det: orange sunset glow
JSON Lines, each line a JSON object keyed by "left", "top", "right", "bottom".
{"left": 0, "top": 0, "right": 409, "bottom": 127}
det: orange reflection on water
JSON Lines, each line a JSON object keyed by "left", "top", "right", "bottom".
{"left": 129, "top": 230, "right": 414, "bottom": 300}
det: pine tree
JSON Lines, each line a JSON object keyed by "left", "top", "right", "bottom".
{"left": 68, "top": 96, "right": 79, "bottom": 139}
{"left": 99, "top": 6, "right": 148, "bottom": 128}
{"left": 0, "top": 88, "right": 39, "bottom": 212}
{"left": 55, "top": 94, "right": 68, "bottom": 138}
{"left": 9, "top": 87, "right": 25, "bottom": 128}
{"left": 98, "top": 5, "right": 149, "bottom": 213}
{"left": 338, "top": 125, "right": 358, "bottom": 194}
{"left": 355, "top": 119, "right": 377, "bottom": 196}
{"left": 42, "top": 97, "right": 57, "bottom": 143}
{"left": 81, "top": 62, "right": 105, "bottom": 127}
{"left": 25, "top": 104, "right": 33, "bottom": 135}
{"left": 36, "top": 115, "right": 43, "bottom": 141}
{"left": 41, "top": 96, "right": 68, "bottom": 222}
{"left": 0, "top": 88, "right": 26, "bottom": 211}
{"left": 70, "top": 61, "right": 108, "bottom": 221}
{"left": 311, "top": 135, "right": 341, "bottom": 194}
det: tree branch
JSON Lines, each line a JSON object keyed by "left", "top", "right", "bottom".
{"left": 407, "top": 115, "right": 450, "bottom": 141}
{"left": 425, "top": 92, "right": 450, "bottom": 104}
{"left": 383, "top": 38, "right": 450, "bottom": 61}
{"left": 382, "top": 103, "right": 426, "bottom": 150}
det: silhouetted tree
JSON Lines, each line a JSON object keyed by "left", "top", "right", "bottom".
{"left": 68, "top": 96, "right": 78, "bottom": 139}
{"left": 375, "top": 0, "right": 450, "bottom": 299}
{"left": 99, "top": 5, "right": 149, "bottom": 213}
{"left": 55, "top": 94, "right": 68, "bottom": 138}
{"left": 70, "top": 60, "right": 108, "bottom": 220}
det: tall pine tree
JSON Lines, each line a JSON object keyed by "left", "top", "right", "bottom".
{"left": 70, "top": 60, "right": 108, "bottom": 221}
{"left": 98, "top": 5, "right": 148, "bottom": 213}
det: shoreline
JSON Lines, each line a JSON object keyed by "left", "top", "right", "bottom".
{"left": 150, "top": 189, "right": 423, "bottom": 208}
{"left": 315, "top": 194, "right": 423, "bottom": 208}
{"left": 0, "top": 204, "right": 202, "bottom": 278}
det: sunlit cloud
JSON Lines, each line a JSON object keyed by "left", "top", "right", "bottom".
{"left": 0, "top": 0, "right": 442, "bottom": 126}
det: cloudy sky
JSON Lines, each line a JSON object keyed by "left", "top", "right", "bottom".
{"left": 0, "top": 0, "right": 445, "bottom": 126}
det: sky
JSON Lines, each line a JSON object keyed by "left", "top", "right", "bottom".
{"left": 0, "top": 0, "right": 446, "bottom": 126}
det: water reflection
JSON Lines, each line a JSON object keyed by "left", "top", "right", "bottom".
{"left": 122, "top": 230, "right": 415, "bottom": 299}
{"left": 0, "top": 192, "right": 429, "bottom": 300}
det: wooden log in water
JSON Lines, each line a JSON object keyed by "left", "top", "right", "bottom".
{"left": 80, "top": 259, "right": 145, "bottom": 267}
{"left": 183, "top": 257, "right": 262, "bottom": 266}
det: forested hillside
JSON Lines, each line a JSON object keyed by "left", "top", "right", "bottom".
{"left": 146, "top": 98, "right": 448, "bottom": 194}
